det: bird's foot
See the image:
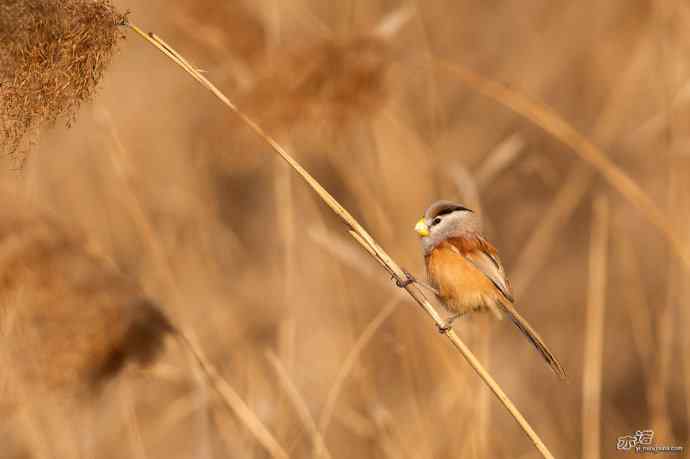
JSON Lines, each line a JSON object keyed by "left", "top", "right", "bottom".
{"left": 437, "top": 322, "right": 452, "bottom": 334}
{"left": 393, "top": 269, "right": 415, "bottom": 288}
{"left": 437, "top": 313, "right": 462, "bottom": 334}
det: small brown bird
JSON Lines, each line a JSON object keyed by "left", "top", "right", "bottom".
{"left": 414, "top": 200, "right": 566, "bottom": 379}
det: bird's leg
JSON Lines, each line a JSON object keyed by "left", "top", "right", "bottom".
{"left": 393, "top": 269, "right": 415, "bottom": 288}
{"left": 437, "top": 312, "right": 464, "bottom": 334}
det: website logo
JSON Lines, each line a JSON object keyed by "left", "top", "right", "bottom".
{"left": 616, "top": 430, "right": 683, "bottom": 454}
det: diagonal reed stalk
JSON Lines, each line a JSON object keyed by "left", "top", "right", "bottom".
{"left": 178, "top": 332, "right": 290, "bottom": 459}
{"left": 124, "top": 21, "right": 557, "bottom": 459}
{"left": 265, "top": 351, "right": 333, "bottom": 459}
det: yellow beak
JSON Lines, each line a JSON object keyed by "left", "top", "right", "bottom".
{"left": 414, "top": 218, "right": 429, "bottom": 237}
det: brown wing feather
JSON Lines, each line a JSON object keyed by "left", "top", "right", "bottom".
{"left": 447, "top": 236, "right": 514, "bottom": 302}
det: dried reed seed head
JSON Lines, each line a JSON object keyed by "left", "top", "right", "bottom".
{"left": 93, "top": 299, "right": 174, "bottom": 385}
{"left": 240, "top": 35, "right": 393, "bottom": 130}
{"left": 172, "top": 1, "right": 266, "bottom": 65}
{"left": 0, "top": 0, "right": 125, "bottom": 166}
{"left": 0, "top": 195, "right": 173, "bottom": 394}
{"left": 197, "top": 34, "right": 394, "bottom": 176}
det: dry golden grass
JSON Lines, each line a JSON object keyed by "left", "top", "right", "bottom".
{"left": 2, "top": 1, "right": 690, "bottom": 458}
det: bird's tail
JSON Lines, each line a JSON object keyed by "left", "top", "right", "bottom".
{"left": 497, "top": 300, "right": 567, "bottom": 380}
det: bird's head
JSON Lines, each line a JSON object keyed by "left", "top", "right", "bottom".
{"left": 414, "top": 200, "right": 479, "bottom": 255}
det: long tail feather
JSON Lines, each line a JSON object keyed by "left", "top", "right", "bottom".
{"left": 497, "top": 300, "right": 567, "bottom": 380}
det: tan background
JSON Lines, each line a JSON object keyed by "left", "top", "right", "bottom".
{"left": 2, "top": 1, "right": 689, "bottom": 458}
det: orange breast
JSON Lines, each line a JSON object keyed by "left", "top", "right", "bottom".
{"left": 426, "top": 241, "right": 501, "bottom": 316}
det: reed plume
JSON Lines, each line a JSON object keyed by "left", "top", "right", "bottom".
{"left": 0, "top": 190, "right": 172, "bottom": 394}
{"left": 0, "top": 0, "right": 125, "bottom": 167}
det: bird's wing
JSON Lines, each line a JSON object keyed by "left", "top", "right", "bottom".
{"left": 447, "top": 235, "right": 514, "bottom": 302}
{"left": 446, "top": 236, "right": 565, "bottom": 379}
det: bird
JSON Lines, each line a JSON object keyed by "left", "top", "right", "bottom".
{"left": 413, "top": 200, "right": 566, "bottom": 379}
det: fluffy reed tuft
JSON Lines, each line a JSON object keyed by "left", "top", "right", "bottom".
{"left": 0, "top": 191, "right": 172, "bottom": 394}
{"left": 242, "top": 36, "right": 392, "bottom": 129}
{"left": 0, "top": 0, "right": 125, "bottom": 166}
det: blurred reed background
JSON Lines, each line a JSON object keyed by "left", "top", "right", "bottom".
{"left": 1, "top": 0, "right": 689, "bottom": 458}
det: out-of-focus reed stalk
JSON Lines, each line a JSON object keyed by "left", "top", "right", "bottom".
{"left": 582, "top": 195, "right": 609, "bottom": 459}
{"left": 101, "top": 113, "right": 290, "bottom": 459}
{"left": 265, "top": 351, "right": 333, "bottom": 459}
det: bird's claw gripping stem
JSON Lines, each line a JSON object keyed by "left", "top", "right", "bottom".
{"left": 437, "top": 323, "right": 452, "bottom": 334}
{"left": 437, "top": 313, "right": 461, "bottom": 334}
{"left": 394, "top": 269, "right": 415, "bottom": 288}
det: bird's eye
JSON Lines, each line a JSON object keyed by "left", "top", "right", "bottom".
{"left": 432, "top": 217, "right": 442, "bottom": 226}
